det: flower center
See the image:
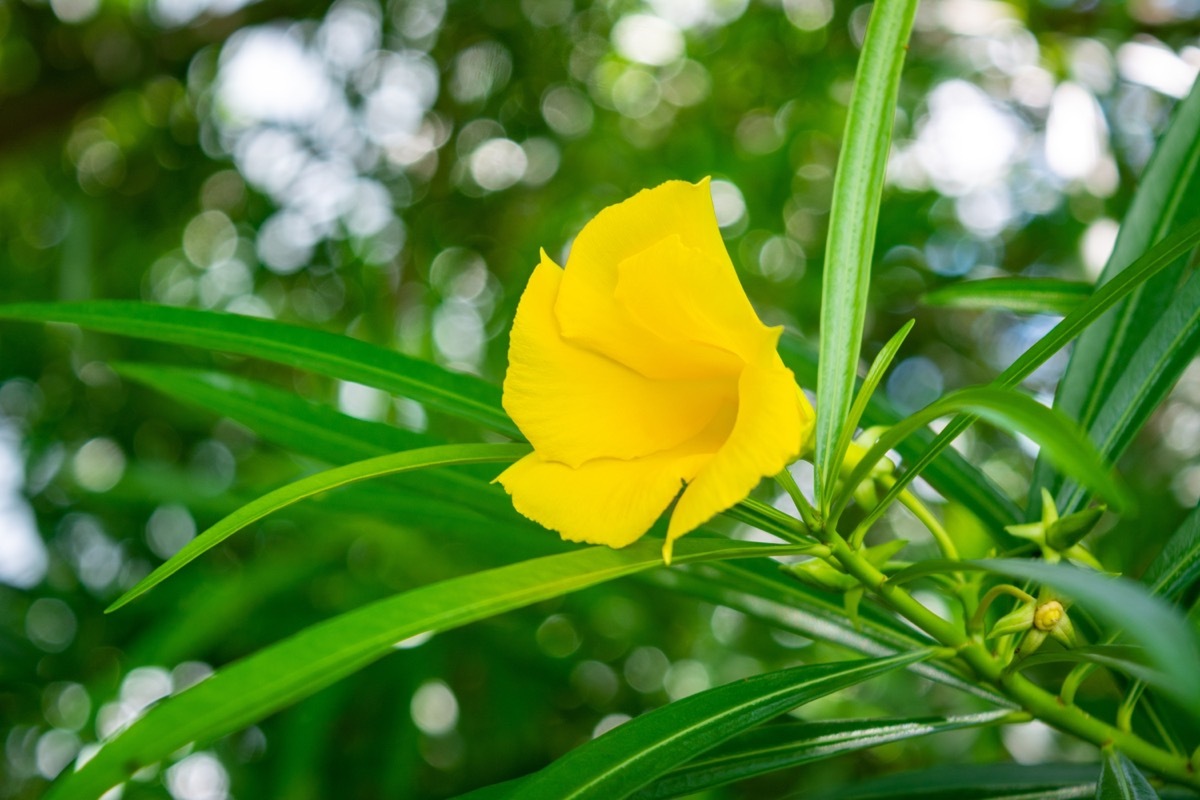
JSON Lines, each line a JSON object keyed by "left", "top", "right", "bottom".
{"left": 1033, "top": 601, "right": 1064, "bottom": 631}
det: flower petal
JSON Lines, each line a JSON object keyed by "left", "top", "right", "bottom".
{"left": 665, "top": 360, "right": 814, "bottom": 556}
{"left": 496, "top": 450, "right": 711, "bottom": 548}
{"left": 554, "top": 179, "right": 737, "bottom": 380}
{"left": 503, "top": 252, "right": 736, "bottom": 467}
{"left": 614, "top": 234, "right": 775, "bottom": 364}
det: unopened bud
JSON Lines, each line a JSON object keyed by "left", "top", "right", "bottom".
{"left": 1034, "top": 600, "right": 1064, "bottom": 631}
{"left": 988, "top": 602, "right": 1036, "bottom": 639}
{"left": 1046, "top": 507, "right": 1104, "bottom": 551}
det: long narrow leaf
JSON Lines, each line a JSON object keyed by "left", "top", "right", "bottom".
{"left": 825, "top": 320, "right": 914, "bottom": 509}
{"left": 779, "top": 331, "right": 1021, "bottom": 541}
{"left": 922, "top": 278, "right": 1092, "bottom": 315}
{"left": 1047, "top": 81, "right": 1200, "bottom": 490}
{"left": 114, "top": 362, "right": 430, "bottom": 458}
{"left": 1097, "top": 750, "right": 1160, "bottom": 800}
{"left": 815, "top": 0, "right": 918, "bottom": 505}
{"left": 634, "top": 711, "right": 1013, "bottom": 799}
{"left": 0, "top": 301, "right": 517, "bottom": 434}
{"left": 1058, "top": 271, "right": 1200, "bottom": 514}
{"left": 976, "top": 559, "right": 1200, "bottom": 715}
{"left": 668, "top": 560, "right": 1008, "bottom": 705}
{"left": 812, "top": 763, "right": 1102, "bottom": 800}
{"left": 833, "top": 386, "right": 1132, "bottom": 527}
{"left": 112, "top": 363, "right": 509, "bottom": 511}
{"left": 107, "top": 443, "right": 532, "bottom": 611}
{"left": 857, "top": 218, "right": 1200, "bottom": 535}
{"left": 1141, "top": 501, "right": 1200, "bottom": 602}
{"left": 49, "top": 538, "right": 806, "bottom": 800}
{"left": 515, "top": 651, "right": 931, "bottom": 800}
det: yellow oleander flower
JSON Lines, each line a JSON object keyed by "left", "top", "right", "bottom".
{"left": 496, "top": 179, "right": 815, "bottom": 561}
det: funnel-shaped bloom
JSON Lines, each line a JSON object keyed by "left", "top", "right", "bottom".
{"left": 497, "top": 179, "right": 814, "bottom": 560}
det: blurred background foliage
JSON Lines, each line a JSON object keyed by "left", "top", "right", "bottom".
{"left": 1, "top": 0, "right": 1199, "bottom": 797}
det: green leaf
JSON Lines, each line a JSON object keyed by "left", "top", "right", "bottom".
{"left": 833, "top": 386, "right": 1133, "bottom": 529}
{"left": 1058, "top": 272, "right": 1200, "bottom": 514}
{"left": 725, "top": 496, "right": 815, "bottom": 544}
{"left": 976, "top": 559, "right": 1200, "bottom": 715}
{"left": 922, "top": 278, "right": 1092, "bottom": 315}
{"left": 1017, "top": 646, "right": 1164, "bottom": 689}
{"left": 1142, "top": 501, "right": 1200, "bottom": 602}
{"left": 815, "top": 0, "right": 918, "bottom": 505}
{"left": 1097, "top": 750, "right": 1160, "bottom": 800}
{"left": 1047, "top": 81, "right": 1200, "bottom": 495}
{"left": 0, "top": 301, "right": 517, "bottom": 434}
{"left": 779, "top": 331, "right": 1021, "bottom": 541}
{"left": 824, "top": 320, "right": 914, "bottom": 509}
{"left": 633, "top": 711, "right": 1013, "bottom": 799}
{"left": 514, "top": 651, "right": 930, "bottom": 800}
{"left": 856, "top": 217, "right": 1200, "bottom": 533}
{"left": 659, "top": 560, "right": 1009, "bottom": 706}
{"left": 111, "top": 362, "right": 510, "bottom": 515}
{"left": 48, "top": 537, "right": 806, "bottom": 800}
{"left": 812, "top": 763, "right": 1102, "bottom": 800}
{"left": 106, "top": 443, "right": 532, "bottom": 612}
{"left": 113, "top": 362, "right": 430, "bottom": 459}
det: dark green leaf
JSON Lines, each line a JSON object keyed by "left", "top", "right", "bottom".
{"left": 1097, "top": 750, "right": 1160, "bottom": 800}
{"left": 779, "top": 331, "right": 1021, "bottom": 539}
{"left": 657, "top": 560, "right": 1009, "bottom": 705}
{"left": 815, "top": 0, "right": 919, "bottom": 503}
{"left": 1058, "top": 272, "right": 1200, "bottom": 514}
{"left": 812, "top": 763, "right": 1101, "bottom": 800}
{"left": 922, "top": 278, "right": 1092, "bottom": 315}
{"left": 1017, "top": 646, "right": 1164, "bottom": 688}
{"left": 824, "top": 320, "right": 914, "bottom": 510}
{"left": 976, "top": 559, "right": 1200, "bottom": 715}
{"left": 0, "top": 301, "right": 516, "bottom": 434}
{"left": 48, "top": 538, "right": 806, "bottom": 800}
{"left": 634, "top": 711, "right": 1013, "bottom": 799}
{"left": 516, "top": 651, "right": 930, "bottom": 800}
{"left": 1142, "top": 502, "right": 1200, "bottom": 602}
{"left": 857, "top": 217, "right": 1200, "bottom": 535}
{"left": 834, "top": 386, "right": 1133, "bottom": 529}
{"left": 107, "top": 443, "right": 532, "bottom": 611}
{"left": 1048, "top": 81, "right": 1200, "bottom": 491}
{"left": 113, "top": 362, "right": 429, "bottom": 458}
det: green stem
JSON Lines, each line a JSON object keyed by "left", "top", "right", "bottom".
{"left": 969, "top": 584, "right": 1036, "bottom": 634}
{"left": 823, "top": 530, "right": 1199, "bottom": 789}
{"left": 883, "top": 475, "right": 960, "bottom": 560}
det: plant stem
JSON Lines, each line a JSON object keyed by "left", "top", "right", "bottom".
{"left": 823, "top": 530, "right": 1200, "bottom": 789}
{"left": 883, "top": 474, "right": 960, "bottom": 560}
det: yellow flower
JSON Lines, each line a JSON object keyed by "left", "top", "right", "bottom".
{"left": 496, "top": 179, "right": 815, "bottom": 561}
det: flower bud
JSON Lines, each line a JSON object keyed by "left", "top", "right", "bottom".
{"left": 1046, "top": 506, "right": 1104, "bottom": 551}
{"left": 988, "top": 602, "right": 1036, "bottom": 639}
{"left": 785, "top": 558, "right": 857, "bottom": 592}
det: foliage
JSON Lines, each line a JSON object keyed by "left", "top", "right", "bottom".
{"left": 2, "top": 0, "right": 1200, "bottom": 799}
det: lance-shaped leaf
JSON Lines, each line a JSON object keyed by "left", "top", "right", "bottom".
{"left": 106, "top": 443, "right": 532, "bottom": 611}
{"left": 0, "top": 300, "right": 516, "bottom": 434}
{"left": 832, "top": 386, "right": 1133, "bottom": 528}
{"left": 922, "top": 277, "right": 1092, "bottom": 316}
{"left": 849, "top": 217, "right": 1200, "bottom": 536}
{"left": 633, "top": 711, "right": 1013, "bottom": 799}
{"left": 1097, "top": 750, "right": 1160, "bottom": 800}
{"left": 48, "top": 538, "right": 807, "bottom": 800}
{"left": 815, "top": 0, "right": 918, "bottom": 504}
{"left": 513, "top": 651, "right": 930, "bottom": 800}
{"left": 1142, "top": 501, "right": 1200, "bottom": 602}
{"left": 1044, "top": 81, "right": 1200, "bottom": 501}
